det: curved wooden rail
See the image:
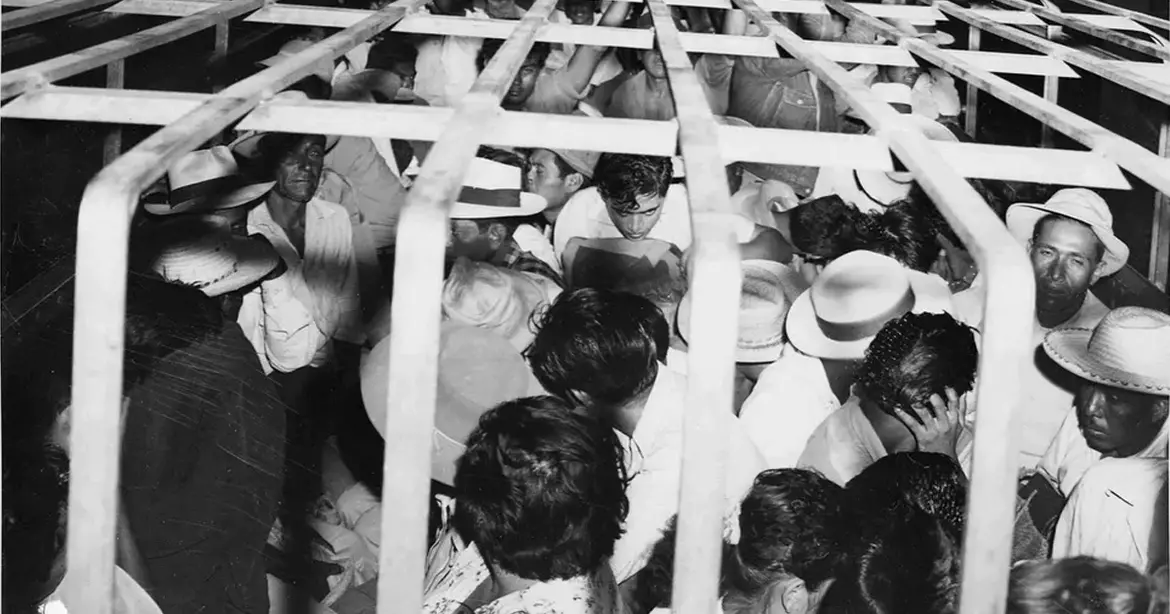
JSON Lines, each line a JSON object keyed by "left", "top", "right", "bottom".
{"left": 60, "top": 2, "right": 426, "bottom": 611}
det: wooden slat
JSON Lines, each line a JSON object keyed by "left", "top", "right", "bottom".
{"left": 993, "top": 0, "right": 1170, "bottom": 60}
{"left": 0, "top": 0, "right": 264, "bottom": 101}
{"left": 940, "top": 3, "right": 1170, "bottom": 116}
{"left": 374, "top": 0, "right": 557, "bottom": 610}
{"left": 1059, "top": 0, "right": 1170, "bottom": 33}
{"left": 934, "top": 3, "right": 1170, "bottom": 196}
{"left": 969, "top": 8, "right": 1046, "bottom": 26}
{"left": 58, "top": 2, "right": 427, "bottom": 613}
{"left": 1063, "top": 13, "right": 1160, "bottom": 34}
{"left": 1154, "top": 117, "right": 1170, "bottom": 291}
{"left": 645, "top": 1, "right": 741, "bottom": 614}
{"left": 794, "top": 2, "right": 1043, "bottom": 613}
{"left": 3, "top": 86, "right": 1131, "bottom": 189}
{"left": 1, "top": 0, "right": 120, "bottom": 31}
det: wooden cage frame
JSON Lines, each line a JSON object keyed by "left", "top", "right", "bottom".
{"left": 1, "top": 0, "right": 1168, "bottom": 611}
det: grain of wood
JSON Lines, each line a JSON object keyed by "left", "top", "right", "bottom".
{"left": 992, "top": 0, "right": 1170, "bottom": 61}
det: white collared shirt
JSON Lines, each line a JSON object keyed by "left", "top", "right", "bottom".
{"left": 237, "top": 198, "right": 364, "bottom": 374}
{"left": 610, "top": 367, "right": 765, "bottom": 583}
{"left": 413, "top": 9, "right": 490, "bottom": 108}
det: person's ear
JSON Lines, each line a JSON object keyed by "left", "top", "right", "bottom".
{"left": 565, "top": 172, "right": 585, "bottom": 193}
{"left": 487, "top": 222, "right": 509, "bottom": 249}
{"left": 1090, "top": 257, "right": 1108, "bottom": 283}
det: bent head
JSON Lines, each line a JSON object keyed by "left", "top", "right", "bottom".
{"left": 594, "top": 153, "right": 673, "bottom": 242}
{"left": 1074, "top": 382, "right": 1168, "bottom": 458}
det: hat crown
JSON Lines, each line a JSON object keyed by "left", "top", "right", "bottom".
{"left": 465, "top": 157, "right": 523, "bottom": 191}
{"left": 1086, "top": 307, "right": 1170, "bottom": 385}
{"left": 1044, "top": 188, "right": 1114, "bottom": 229}
{"left": 809, "top": 251, "right": 913, "bottom": 325}
{"left": 167, "top": 146, "right": 241, "bottom": 191}
{"left": 737, "top": 261, "right": 799, "bottom": 351}
{"left": 442, "top": 259, "right": 522, "bottom": 333}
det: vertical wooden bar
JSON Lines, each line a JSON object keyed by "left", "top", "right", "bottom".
{"left": 104, "top": 59, "right": 124, "bottom": 164}
{"left": 964, "top": 25, "right": 980, "bottom": 138}
{"left": 212, "top": 19, "right": 229, "bottom": 93}
{"left": 1152, "top": 118, "right": 1170, "bottom": 291}
{"left": 1040, "top": 75, "right": 1058, "bottom": 147}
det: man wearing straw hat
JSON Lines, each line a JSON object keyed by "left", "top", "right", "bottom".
{"left": 958, "top": 188, "right": 1131, "bottom": 471}
{"left": 1027, "top": 307, "right": 1170, "bottom": 570}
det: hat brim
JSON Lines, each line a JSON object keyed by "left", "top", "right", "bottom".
{"left": 1043, "top": 328, "right": 1169, "bottom": 395}
{"left": 450, "top": 192, "right": 547, "bottom": 219}
{"left": 784, "top": 270, "right": 949, "bottom": 360}
{"left": 854, "top": 169, "right": 913, "bottom": 208}
{"left": 229, "top": 130, "right": 342, "bottom": 161}
{"left": 144, "top": 181, "right": 275, "bottom": 216}
{"left": 199, "top": 235, "right": 282, "bottom": 297}
{"left": 1006, "top": 203, "right": 1129, "bottom": 277}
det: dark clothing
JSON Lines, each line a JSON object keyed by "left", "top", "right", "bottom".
{"left": 121, "top": 319, "right": 287, "bottom": 614}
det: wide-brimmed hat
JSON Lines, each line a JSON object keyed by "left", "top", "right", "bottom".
{"left": 442, "top": 258, "right": 562, "bottom": 352}
{"left": 360, "top": 321, "right": 542, "bottom": 486}
{"left": 1006, "top": 188, "right": 1130, "bottom": 278}
{"left": 229, "top": 91, "right": 342, "bottom": 161}
{"left": 852, "top": 115, "right": 959, "bottom": 207}
{"left": 1043, "top": 307, "right": 1170, "bottom": 395}
{"left": 786, "top": 250, "right": 952, "bottom": 360}
{"left": 144, "top": 219, "right": 281, "bottom": 297}
{"left": 451, "top": 157, "right": 548, "bottom": 219}
{"left": 144, "top": 146, "right": 275, "bottom": 216}
{"left": 258, "top": 38, "right": 335, "bottom": 84}
{"left": 677, "top": 259, "right": 809, "bottom": 363}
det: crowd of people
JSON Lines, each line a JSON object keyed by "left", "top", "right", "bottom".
{"left": 3, "top": 0, "right": 1169, "bottom": 612}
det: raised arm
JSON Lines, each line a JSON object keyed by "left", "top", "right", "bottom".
{"left": 559, "top": 1, "right": 634, "bottom": 96}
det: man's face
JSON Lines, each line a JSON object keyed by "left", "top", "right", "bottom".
{"left": 526, "top": 149, "right": 578, "bottom": 213}
{"left": 641, "top": 48, "right": 667, "bottom": 79}
{"left": 1075, "top": 382, "right": 1166, "bottom": 457}
{"left": 273, "top": 136, "right": 325, "bottom": 203}
{"left": 503, "top": 56, "right": 542, "bottom": 107}
{"left": 1029, "top": 217, "right": 1103, "bottom": 317}
{"left": 447, "top": 219, "right": 501, "bottom": 262}
{"left": 564, "top": 1, "right": 593, "bottom": 24}
{"left": 606, "top": 192, "right": 666, "bottom": 241}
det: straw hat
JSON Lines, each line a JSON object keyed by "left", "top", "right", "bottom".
{"left": 442, "top": 258, "right": 562, "bottom": 352}
{"left": 1006, "top": 188, "right": 1130, "bottom": 278}
{"left": 258, "top": 38, "right": 335, "bottom": 84}
{"left": 785, "top": 250, "right": 952, "bottom": 360}
{"left": 852, "top": 115, "right": 959, "bottom": 207}
{"left": 360, "top": 321, "right": 542, "bottom": 486}
{"left": 145, "top": 220, "right": 281, "bottom": 297}
{"left": 228, "top": 91, "right": 343, "bottom": 162}
{"left": 677, "top": 259, "right": 809, "bottom": 363}
{"left": 1043, "top": 307, "right": 1170, "bottom": 395}
{"left": 451, "top": 157, "right": 548, "bottom": 219}
{"left": 144, "top": 146, "right": 275, "bottom": 216}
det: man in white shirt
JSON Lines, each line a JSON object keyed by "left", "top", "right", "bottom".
{"left": 525, "top": 287, "right": 765, "bottom": 583}
{"left": 955, "top": 188, "right": 1130, "bottom": 471}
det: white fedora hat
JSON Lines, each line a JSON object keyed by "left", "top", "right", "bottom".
{"left": 145, "top": 146, "right": 275, "bottom": 216}
{"left": 852, "top": 115, "right": 958, "bottom": 208}
{"left": 677, "top": 259, "right": 809, "bottom": 364}
{"left": 1006, "top": 188, "right": 1130, "bottom": 278}
{"left": 785, "top": 250, "right": 952, "bottom": 360}
{"left": 145, "top": 219, "right": 281, "bottom": 297}
{"left": 451, "top": 157, "right": 548, "bottom": 220}
{"left": 1043, "top": 307, "right": 1170, "bottom": 395}
{"left": 360, "top": 321, "right": 543, "bottom": 486}
{"left": 442, "top": 257, "right": 562, "bottom": 352}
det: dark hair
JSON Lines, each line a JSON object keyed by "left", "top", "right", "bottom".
{"left": 1031, "top": 213, "right": 1106, "bottom": 263}
{"left": 476, "top": 39, "right": 552, "bottom": 72}
{"left": 822, "top": 508, "right": 962, "bottom": 614}
{"left": 526, "top": 288, "right": 669, "bottom": 407}
{"left": 477, "top": 145, "right": 527, "bottom": 169}
{"left": 1008, "top": 557, "right": 1164, "bottom": 614}
{"left": 122, "top": 273, "right": 224, "bottom": 387}
{"left": 2, "top": 443, "right": 70, "bottom": 609}
{"left": 790, "top": 195, "right": 867, "bottom": 261}
{"left": 593, "top": 153, "right": 674, "bottom": 215}
{"left": 286, "top": 75, "right": 333, "bottom": 101}
{"left": 845, "top": 452, "right": 968, "bottom": 536}
{"left": 634, "top": 469, "right": 848, "bottom": 613}
{"left": 367, "top": 34, "right": 419, "bottom": 71}
{"left": 855, "top": 199, "right": 944, "bottom": 273}
{"left": 855, "top": 312, "right": 978, "bottom": 423}
{"left": 452, "top": 396, "right": 629, "bottom": 580}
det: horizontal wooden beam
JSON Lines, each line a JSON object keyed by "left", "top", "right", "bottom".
{"left": 992, "top": 0, "right": 1170, "bottom": 60}
{"left": 1059, "top": 0, "right": 1170, "bottom": 33}
{"left": 1, "top": 0, "right": 120, "bottom": 32}
{"left": 939, "top": 3, "right": 1170, "bottom": 106}
{"left": 0, "top": 0, "right": 264, "bottom": 101}
{"left": 0, "top": 85, "right": 1130, "bottom": 188}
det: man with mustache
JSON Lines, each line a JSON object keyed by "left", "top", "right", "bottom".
{"left": 982, "top": 189, "right": 1131, "bottom": 471}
